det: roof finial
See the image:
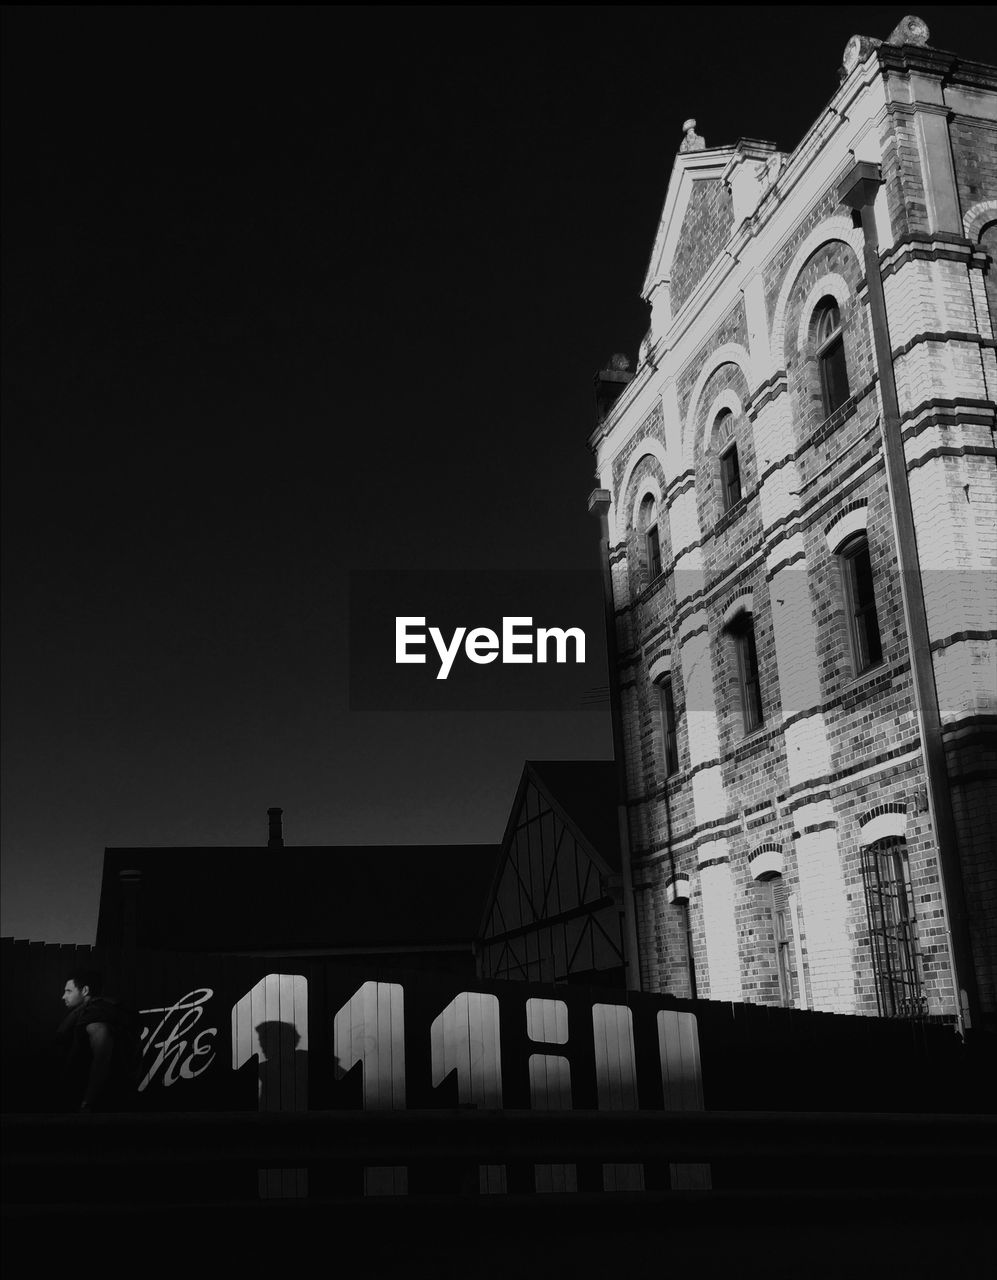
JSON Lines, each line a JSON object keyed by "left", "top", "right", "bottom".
{"left": 679, "top": 118, "right": 705, "bottom": 154}
{"left": 841, "top": 15, "right": 930, "bottom": 80}
{"left": 887, "top": 15, "right": 929, "bottom": 46}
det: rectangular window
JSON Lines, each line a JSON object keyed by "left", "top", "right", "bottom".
{"left": 720, "top": 444, "right": 741, "bottom": 511}
{"left": 861, "top": 838, "right": 925, "bottom": 1018}
{"left": 841, "top": 536, "right": 882, "bottom": 672}
{"left": 659, "top": 677, "right": 678, "bottom": 777}
{"left": 733, "top": 617, "right": 763, "bottom": 733}
{"left": 646, "top": 525, "right": 662, "bottom": 581}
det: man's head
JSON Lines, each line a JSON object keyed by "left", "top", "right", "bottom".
{"left": 62, "top": 970, "right": 103, "bottom": 1009}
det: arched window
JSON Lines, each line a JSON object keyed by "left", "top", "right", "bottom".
{"left": 728, "top": 610, "right": 763, "bottom": 733}
{"left": 751, "top": 848, "right": 792, "bottom": 1005}
{"left": 638, "top": 494, "right": 662, "bottom": 581}
{"left": 766, "top": 875, "right": 792, "bottom": 1006}
{"left": 839, "top": 533, "right": 882, "bottom": 673}
{"left": 814, "top": 297, "right": 849, "bottom": 417}
{"left": 715, "top": 410, "right": 741, "bottom": 511}
{"left": 658, "top": 675, "right": 678, "bottom": 777}
{"left": 980, "top": 220, "right": 997, "bottom": 329}
{"left": 861, "top": 837, "right": 925, "bottom": 1017}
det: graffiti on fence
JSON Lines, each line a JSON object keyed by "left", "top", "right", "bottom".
{"left": 139, "top": 988, "right": 218, "bottom": 1091}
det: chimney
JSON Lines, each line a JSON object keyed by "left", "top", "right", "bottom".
{"left": 594, "top": 353, "right": 633, "bottom": 424}
{"left": 267, "top": 807, "right": 284, "bottom": 848}
{"left": 118, "top": 868, "right": 142, "bottom": 953}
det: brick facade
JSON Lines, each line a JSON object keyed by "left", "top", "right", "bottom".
{"left": 590, "top": 26, "right": 997, "bottom": 1030}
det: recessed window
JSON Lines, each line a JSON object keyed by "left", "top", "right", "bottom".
{"left": 768, "top": 876, "right": 792, "bottom": 1006}
{"left": 639, "top": 495, "right": 662, "bottom": 581}
{"left": 815, "top": 297, "right": 850, "bottom": 417}
{"left": 715, "top": 409, "right": 742, "bottom": 512}
{"left": 980, "top": 221, "right": 997, "bottom": 329}
{"left": 840, "top": 534, "right": 882, "bottom": 673}
{"left": 861, "top": 837, "right": 925, "bottom": 1018}
{"left": 658, "top": 676, "right": 678, "bottom": 777}
{"left": 720, "top": 444, "right": 742, "bottom": 511}
{"left": 646, "top": 524, "right": 662, "bottom": 581}
{"left": 729, "top": 611, "right": 763, "bottom": 733}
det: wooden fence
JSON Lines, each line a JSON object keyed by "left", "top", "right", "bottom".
{"left": 1, "top": 936, "right": 977, "bottom": 1125}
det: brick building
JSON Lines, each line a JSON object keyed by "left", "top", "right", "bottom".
{"left": 588, "top": 17, "right": 997, "bottom": 1031}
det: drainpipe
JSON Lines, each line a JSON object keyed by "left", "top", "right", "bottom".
{"left": 837, "top": 159, "right": 977, "bottom": 1037}
{"left": 588, "top": 488, "right": 642, "bottom": 992}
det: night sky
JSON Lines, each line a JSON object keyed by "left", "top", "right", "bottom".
{"left": 1, "top": 6, "right": 979, "bottom": 943}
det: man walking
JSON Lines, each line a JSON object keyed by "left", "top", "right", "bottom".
{"left": 57, "top": 970, "right": 140, "bottom": 1111}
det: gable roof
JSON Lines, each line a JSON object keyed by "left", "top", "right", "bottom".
{"left": 642, "top": 146, "right": 736, "bottom": 302}
{"left": 479, "top": 759, "right": 621, "bottom": 940}
{"left": 524, "top": 760, "right": 620, "bottom": 873}
{"left": 97, "top": 844, "right": 499, "bottom": 953}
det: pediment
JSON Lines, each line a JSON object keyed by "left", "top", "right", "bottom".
{"left": 642, "top": 148, "right": 736, "bottom": 302}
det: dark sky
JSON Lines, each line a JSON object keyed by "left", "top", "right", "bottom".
{"left": 1, "top": 6, "right": 979, "bottom": 943}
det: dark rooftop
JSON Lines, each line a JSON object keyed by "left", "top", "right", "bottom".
{"left": 525, "top": 760, "right": 620, "bottom": 871}
{"left": 97, "top": 843, "right": 499, "bottom": 953}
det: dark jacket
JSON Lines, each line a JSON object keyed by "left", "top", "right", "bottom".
{"left": 55, "top": 997, "right": 141, "bottom": 1111}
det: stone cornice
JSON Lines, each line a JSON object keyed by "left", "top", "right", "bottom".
{"left": 876, "top": 44, "right": 997, "bottom": 92}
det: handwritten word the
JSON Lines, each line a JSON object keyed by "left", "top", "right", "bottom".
{"left": 139, "top": 988, "right": 218, "bottom": 1091}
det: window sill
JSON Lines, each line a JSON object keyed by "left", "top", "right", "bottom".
{"left": 840, "top": 660, "right": 890, "bottom": 700}
{"left": 637, "top": 569, "right": 671, "bottom": 605}
{"left": 730, "top": 723, "right": 772, "bottom": 759}
{"left": 713, "top": 492, "right": 754, "bottom": 537}
{"left": 810, "top": 394, "right": 859, "bottom": 447}
{"left": 846, "top": 660, "right": 888, "bottom": 688}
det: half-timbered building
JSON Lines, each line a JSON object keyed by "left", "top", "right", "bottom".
{"left": 477, "top": 761, "right": 626, "bottom": 987}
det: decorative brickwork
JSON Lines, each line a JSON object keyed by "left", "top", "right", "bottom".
{"left": 670, "top": 179, "right": 735, "bottom": 314}
{"left": 591, "top": 31, "right": 997, "bottom": 1029}
{"left": 951, "top": 118, "right": 997, "bottom": 234}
